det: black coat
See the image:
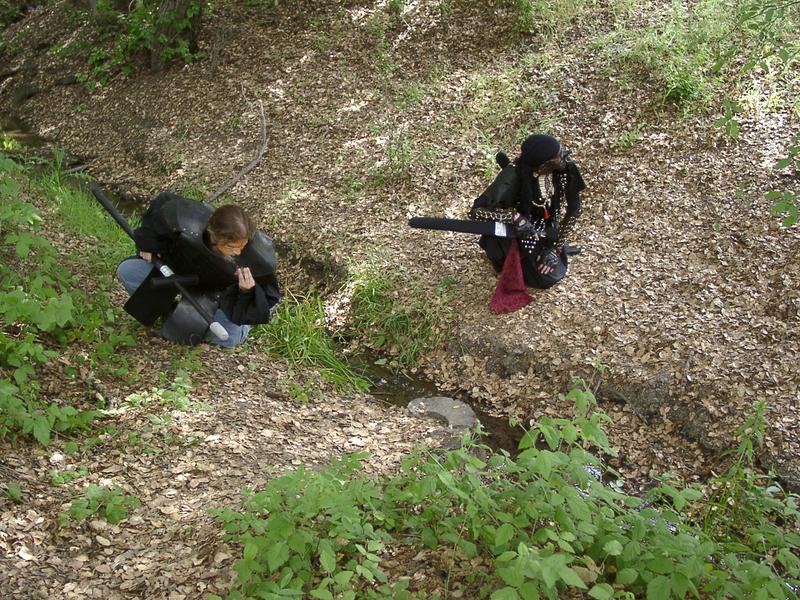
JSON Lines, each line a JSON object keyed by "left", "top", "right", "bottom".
{"left": 470, "top": 161, "right": 586, "bottom": 288}
{"left": 134, "top": 192, "right": 281, "bottom": 325}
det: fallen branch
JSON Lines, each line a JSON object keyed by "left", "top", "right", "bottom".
{"left": 0, "top": 67, "right": 20, "bottom": 82}
{"left": 204, "top": 100, "right": 269, "bottom": 205}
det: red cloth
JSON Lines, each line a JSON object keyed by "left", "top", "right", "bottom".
{"left": 490, "top": 239, "right": 532, "bottom": 314}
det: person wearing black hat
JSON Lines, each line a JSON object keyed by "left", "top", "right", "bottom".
{"left": 469, "top": 134, "right": 586, "bottom": 290}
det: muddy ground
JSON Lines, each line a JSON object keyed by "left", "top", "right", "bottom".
{"left": 0, "top": 0, "right": 799, "bottom": 598}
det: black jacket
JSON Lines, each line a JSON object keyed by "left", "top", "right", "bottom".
{"left": 134, "top": 192, "right": 281, "bottom": 325}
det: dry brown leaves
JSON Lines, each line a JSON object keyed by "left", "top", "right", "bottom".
{"left": 0, "top": 0, "right": 798, "bottom": 597}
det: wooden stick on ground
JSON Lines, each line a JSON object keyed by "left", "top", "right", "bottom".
{"left": 204, "top": 100, "right": 269, "bottom": 205}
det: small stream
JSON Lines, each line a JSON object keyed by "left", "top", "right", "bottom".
{"left": 1, "top": 114, "right": 47, "bottom": 147}
{"left": 355, "top": 358, "right": 526, "bottom": 455}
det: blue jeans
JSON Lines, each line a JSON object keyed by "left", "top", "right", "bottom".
{"left": 116, "top": 258, "right": 251, "bottom": 348}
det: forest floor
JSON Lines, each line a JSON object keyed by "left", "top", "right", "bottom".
{"left": 0, "top": 0, "right": 799, "bottom": 598}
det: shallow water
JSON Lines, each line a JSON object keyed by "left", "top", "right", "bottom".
{"left": 354, "top": 356, "right": 526, "bottom": 455}
{"left": 1, "top": 113, "right": 47, "bottom": 147}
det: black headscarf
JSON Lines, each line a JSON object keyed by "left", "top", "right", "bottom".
{"left": 516, "top": 134, "right": 561, "bottom": 218}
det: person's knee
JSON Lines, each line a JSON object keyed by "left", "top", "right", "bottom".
{"left": 117, "top": 258, "right": 153, "bottom": 295}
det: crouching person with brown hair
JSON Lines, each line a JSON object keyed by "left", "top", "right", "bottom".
{"left": 116, "top": 192, "right": 281, "bottom": 347}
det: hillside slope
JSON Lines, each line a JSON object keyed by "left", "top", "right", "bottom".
{"left": 1, "top": 0, "right": 798, "bottom": 518}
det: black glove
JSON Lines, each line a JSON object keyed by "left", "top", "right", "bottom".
{"left": 536, "top": 246, "right": 561, "bottom": 274}
{"left": 512, "top": 213, "right": 538, "bottom": 238}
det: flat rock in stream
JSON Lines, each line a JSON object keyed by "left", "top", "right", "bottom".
{"left": 407, "top": 396, "right": 477, "bottom": 432}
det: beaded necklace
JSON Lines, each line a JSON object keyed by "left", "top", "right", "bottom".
{"left": 533, "top": 173, "right": 555, "bottom": 208}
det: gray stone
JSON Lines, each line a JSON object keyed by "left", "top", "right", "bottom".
{"left": 407, "top": 396, "right": 477, "bottom": 432}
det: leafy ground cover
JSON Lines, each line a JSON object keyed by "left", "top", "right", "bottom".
{"left": 0, "top": 153, "right": 443, "bottom": 597}
{"left": 1, "top": 0, "right": 799, "bottom": 597}
{"left": 213, "top": 385, "right": 799, "bottom": 599}
{"left": 0, "top": 153, "right": 135, "bottom": 447}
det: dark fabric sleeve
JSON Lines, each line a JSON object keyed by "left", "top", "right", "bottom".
{"left": 517, "top": 162, "right": 536, "bottom": 218}
{"left": 557, "top": 162, "right": 586, "bottom": 244}
{"left": 218, "top": 283, "right": 275, "bottom": 326}
{"left": 133, "top": 194, "right": 174, "bottom": 253}
{"left": 469, "top": 194, "right": 489, "bottom": 213}
{"left": 564, "top": 162, "right": 586, "bottom": 216}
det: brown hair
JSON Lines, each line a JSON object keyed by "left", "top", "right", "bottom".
{"left": 206, "top": 204, "right": 255, "bottom": 242}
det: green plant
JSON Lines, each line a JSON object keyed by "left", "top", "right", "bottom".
{"left": 76, "top": 0, "right": 204, "bottom": 87}
{"left": 126, "top": 430, "right": 160, "bottom": 454}
{"left": 0, "top": 153, "right": 138, "bottom": 446}
{"left": 33, "top": 157, "right": 137, "bottom": 370}
{"left": 697, "top": 402, "right": 800, "bottom": 590}
{"left": 175, "top": 180, "right": 209, "bottom": 201}
{"left": 394, "top": 83, "right": 423, "bottom": 109}
{"left": 386, "top": 135, "right": 414, "bottom": 180}
{"left": 287, "top": 377, "right": 323, "bottom": 404}
{"left": 1, "top": 133, "right": 20, "bottom": 151}
{"left": 214, "top": 382, "right": 799, "bottom": 599}
{"left": 512, "top": 0, "right": 595, "bottom": 37}
{"left": 0, "top": 0, "right": 19, "bottom": 31}
{"left": 170, "top": 346, "right": 204, "bottom": 374}
{"left": 715, "top": 98, "right": 744, "bottom": 139}
{"left": 345, "top": 256, "right": 450, "bottom": 370}
{"left": 212, "top": 451, "right": 396, "bottom": 599}
{"left": 253, "top": 293, "right": 370, "bottom": 393}
{"left": 611, "top": 123, "right": 646, "bottom": 150}
{"left": 64, "top": 483, "right": 140, "bottom": 525}
{"left": 369, "top": 14, "right": 396, "bottom": 76}
{"left": 595, "top": 0, "right": 728, "bottom": 107}
{"left": 2, "top": 482, "right": 22, "bottom": 503}
{"left": 125, "top": 371, "right": 204, "bottom": 411}
{"left": 387, "top": 0, "right": 406, "bottom": 17}
{"left": 768, "top": 134, "right": 800, "bottom": 226}
{"left": 0, "top": 161, "right": 101, "bottom": 445}
{"left": 51, "top": 467, "right": 89, "bottom": 486}
{"left": 459, "top": 61, "right": 562, "bottom": 142}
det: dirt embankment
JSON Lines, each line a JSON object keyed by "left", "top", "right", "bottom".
{"left": 2, "top": 0, "right": 799, "bottom": 499}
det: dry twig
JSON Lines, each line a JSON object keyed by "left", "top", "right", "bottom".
{"left": 204, "top": 100, "right": 269, "bottom": 205}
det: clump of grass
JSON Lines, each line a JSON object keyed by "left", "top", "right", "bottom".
{"left": 1, "top": 133, "right": 20, "bottom": 151}
{"left": 594, "top": 0, "right": 800, "bottom": 110}
{"left": 593, "top": 0, "right": 726, "bottom": 107}
{"left": 0, "top": 151, "right": 134, "bottom": 446}
{"left": 513, "top": 0, "right": 596, "bottom": 37}
{"left": 610, "top": 122, "right": 646, "bottom": 150}
{"left": 459, "top": 59, "right": 564, "bottom": 144}
{"left": 345, "top": 255, "right": 453, "bottom": 370}
{"left": 253, "top": 293, "right": 370, "bottom": 393}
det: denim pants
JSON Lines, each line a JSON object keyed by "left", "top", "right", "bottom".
{"left": 116, "top": 258, "right": 251, "bottom": 348}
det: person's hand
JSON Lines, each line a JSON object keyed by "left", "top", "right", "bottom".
{"left": 236, "top": 267, "right": 255, "bottom": 292}
{"left": 139, "top": 251, "right": 153, "bottom": 262}
{"left": 512, "top": 213, "right": 539, "bottom": 238}
{"left": 536, "top": 248, "right": 559, "bottom": 275}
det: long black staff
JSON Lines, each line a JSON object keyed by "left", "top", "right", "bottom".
{"left": 91, "top": 185, "right": 229, "bottom": 341}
